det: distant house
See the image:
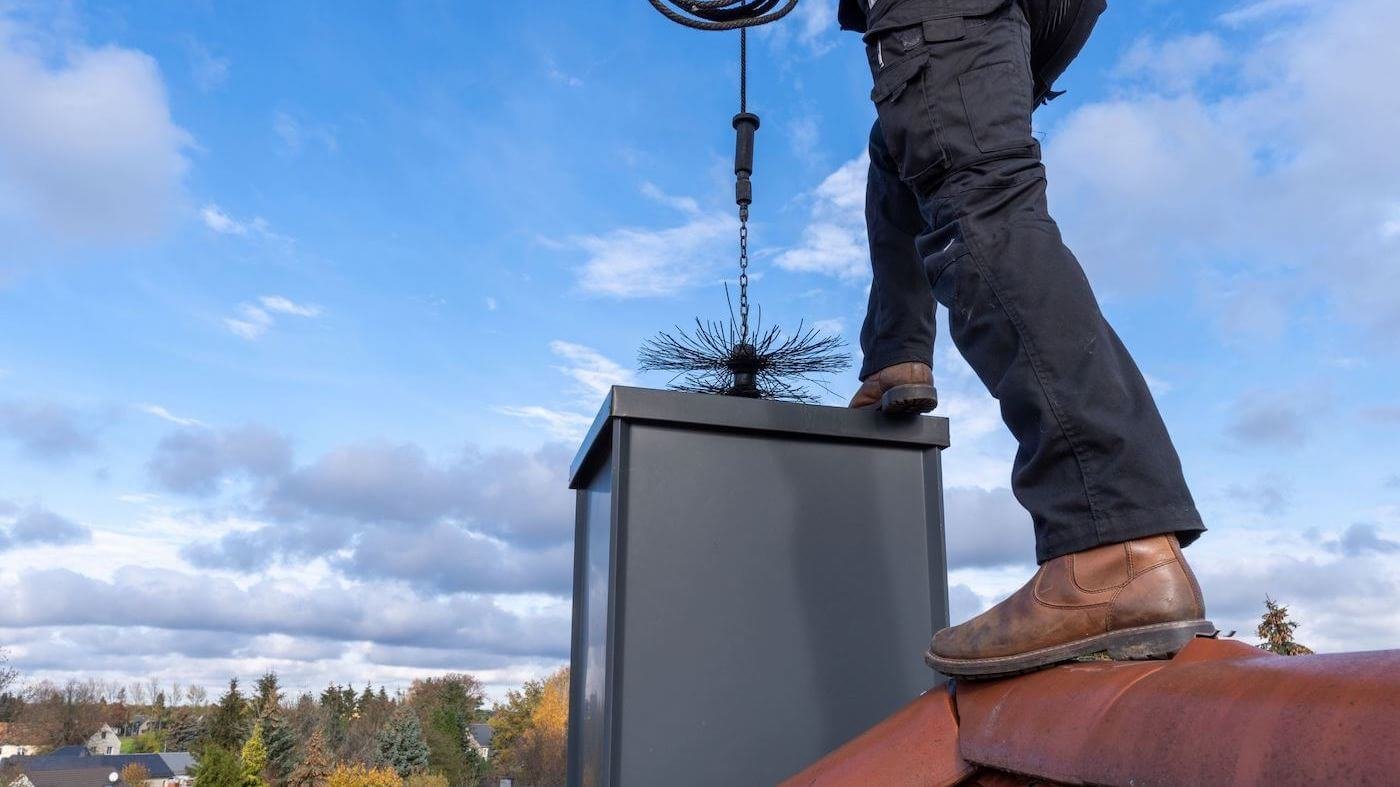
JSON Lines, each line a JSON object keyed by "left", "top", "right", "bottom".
{"left": 85, "top": 724, "right": 120, "bottom": 756}
{"left": 119, "top": 717, "right": 157, "bottom": 739}
{"left": 2, "top": 752, "right": 194, "bottom": 787}
{"left": 467, "top": 723, "right": 493, "bottom": 760}
{"left": 0, "top": 723, "right": 40, "bottom": 760}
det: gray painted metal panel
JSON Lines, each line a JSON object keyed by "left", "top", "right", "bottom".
{"left": 570, "top": 386, "right": 949, "bottom": 488}
{"left": 567, "top": 387, "right": 950, "bottom": 787}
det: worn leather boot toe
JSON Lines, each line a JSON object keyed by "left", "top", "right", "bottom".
{"left": 925, "top": 534, "right": 1213, "bottom": 679}
{"left": 848, "top": 361, "right": 938, "bottom": 415}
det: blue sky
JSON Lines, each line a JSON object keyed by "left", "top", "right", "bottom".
{"left": 1, "top": 0, "right": 1398, "bottom": 700}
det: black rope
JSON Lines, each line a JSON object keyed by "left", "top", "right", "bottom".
{"left": 740, "top": 27, "right": 747, "bottom": 114}
{"left": 646, "top": 0, "right": 799, "bottom": 31}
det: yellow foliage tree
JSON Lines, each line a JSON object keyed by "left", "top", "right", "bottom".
{"left": 120, "top": 762, "right": 151, "bottom": 786}
{"left": 515, "top": 668, "right": 569, "bottom": 787}
{"left": 325, "top": 763, "right": 403, "bottom": 787}
{"left": 531, "top": 669, "right": 569, "bottom": 735}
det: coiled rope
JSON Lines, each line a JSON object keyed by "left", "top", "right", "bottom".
{"left": 645, "top": 0, "right": 800, "bottom": 31}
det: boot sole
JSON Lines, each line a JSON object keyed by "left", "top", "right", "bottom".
{"left": 924, "top": 619, "right": 1217, "bottom": 680}
{"left": 879, "top": 384, "right": 938, "bottom": 416}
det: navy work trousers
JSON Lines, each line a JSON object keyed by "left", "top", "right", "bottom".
{"left": 857, "top": 0, "right": 1205, "bottom": 561}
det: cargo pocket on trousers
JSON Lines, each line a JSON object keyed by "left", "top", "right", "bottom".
{"left": 958, "top": 61, "right": 1032, "bottom": 153}
{"left": 872, "top": 51, "right": 946, "bottom": 184}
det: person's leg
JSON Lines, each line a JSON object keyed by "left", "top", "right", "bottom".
{"left": 864, "top": 0, "right": 1210, "bottom": 675}
{"left": 851, "top": 119, "right": 940, "bottom": 414}
{"left": 858, "top": 119, "right": 935, "bottom": 381}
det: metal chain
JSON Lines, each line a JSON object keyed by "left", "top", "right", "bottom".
{"left": 739, "top": 211, "right": 750, "bottom": 341}
{"left": 737, "top": 28, "right": 750, "bottom": 342}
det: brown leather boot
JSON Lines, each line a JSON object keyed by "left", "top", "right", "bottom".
{"left": 925, "top": 534, "right": 1213, "bottom": 679}
{"left": 847, "top": 361, "right": 938, "bottom": 415}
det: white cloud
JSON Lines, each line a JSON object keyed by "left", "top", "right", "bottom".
{"left": 639, "top": 182, "right": 700, "bottom": 215}
{"left": 549, "top": 340, "right": 634, "bottom": 402}
{"left": 1143, "top": 374, "right": 1174, "bottom": 397}
{"left": 224, "top": 304, "right": 274, "bottom": 340}
{"left": 184, "top": 37, "right": 228, "bottom": 91}
{"left": 568, "top": 184, "right": 730, "bottom": 298}
{"left": 485, "top": 296, "right": 498, "bottom": 311}
{"left": 1218, "top": 0, "right": 1317, "bottom": 27}
{"left": 273, "top": 110, "right": 337, "bottom": 155}
{"left": 224, "top": 295, "right": 322, "bottom": 340}
{"left": 774, "top": 153, "right": 869, "bottom": 279}
{"left": 757, "top": 0, "right": 838, "bottom": 56}
{"left": 496, "top": 406, "right": 594, "bottom": 443}
{"left": 545, "top": 58, "right": 583, "bottom": 88}
{"left": 499, "top": 342, "right": 630, "bottom": 440}
{"left": 788, "top": 113, "right": 823, "bottom": 168}
{"left": 258, "top": 294, "right": 322, "bottom": 318}
{"left": 1115, "top": 33, "right": 1229, "bottom": 93}
{"left": 0, "top": 13, "right": 191, "bottom": 241}
{"left": 199, "top": 203, "right": 288, "bottom": 243}
{"left": 136, "top": 403, "right": 203, "bottom": 428}
{"left": 1044, "top": 0, "right": 1400, "bottom": 337}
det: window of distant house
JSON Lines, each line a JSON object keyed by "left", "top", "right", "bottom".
{"left": 106, "top": 746, "right": 114, "bottom": 754}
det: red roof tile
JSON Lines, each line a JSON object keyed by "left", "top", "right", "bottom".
{"left": 787, "top": 638, "right": 1400, "bottom": 786}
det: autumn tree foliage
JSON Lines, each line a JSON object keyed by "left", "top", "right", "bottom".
{"left": 325, "top": 763, "right": 403, "bottom": 787}
{"left": 0, "top": 665, "right": 553, "bottom": 787}
{"left": 288, "top": 729, "right": 334, "bottom": 787}
{"left": 490, "top": 668, "right": 568, "bottom": 787}
{"left": 120, "top": 762, "right": 151, "bottom": 786}
{"left": 1257, "top": 596, "right": 1314, "bottom": 655}
{"left": 18, "top": 680, "right": 107, "bottom": 747}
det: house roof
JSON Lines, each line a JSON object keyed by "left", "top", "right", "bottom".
{"left": 45, "top": 747, "right": 87, "bottom": 758}
{"left": 12, "top": 754, "right": 175, "bottom": 780}
{"left": 22, "top": 769, "right": 129, "bottom": 787}
{"left": 783, "top": 637, "right": 1400, "bottom": 786}
{"left": 467, "top": 724, "right": 493, "bottom": 748}
{"left": 156, "top": 753, "right": 194, "bottom": 776}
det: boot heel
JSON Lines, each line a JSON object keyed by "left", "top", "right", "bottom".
{"left": 879, "top": 384, "right": 938, "bottom": 415}
{"left": 1105, "top": 620, "right": 1216, "bottom": 661}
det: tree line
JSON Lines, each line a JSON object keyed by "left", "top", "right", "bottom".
{"left": 0, "top": 663, "right": 568, "bottom": 787}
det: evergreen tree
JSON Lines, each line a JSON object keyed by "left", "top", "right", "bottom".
{"left": 318, "top": 684, "right": 351, "bottom": 754}
{"left": 194, "top": 746, "right": 243, "bottom": 787}
{"left": 207, "top": 678, "right": 251, "bottom": 751}
{"left": 260, "top": 703, "right": 297, "bottom": 785}
{"left": 255, "top": 673, "right": 283, "bottom": 716}
{"left": 241, "top": 723, "right": 269, "bottom": 787}
{"left": 287, "top": 729, "right": 333, "bottom": 787}
{"left": 165, "top": 708, "right": 206, "bottom": 752}
{"left": 374, "top": 708, "right": 430, "bottom": 777}
{"left": 1258, "top": 596, "right": 1314, "bottom": 655}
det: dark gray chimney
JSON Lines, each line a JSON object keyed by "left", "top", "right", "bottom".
{"left": 567, "top": 386, "right": 951, "bottom": 786}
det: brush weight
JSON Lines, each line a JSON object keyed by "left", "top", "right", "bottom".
{"left": 733, "top": 112, "right": 760, "bottom": 206}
